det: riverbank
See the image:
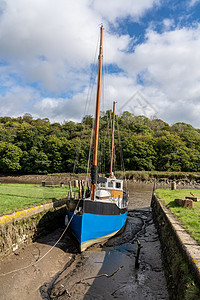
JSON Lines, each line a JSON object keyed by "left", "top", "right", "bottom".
{"left": 1, "top": 171, "right": 200, "bottom": 186}
{"left": 1, "top": 178, "right": 200, "bottom": 299}
{"left": 0, "top": 182, "right": 169, "bottom": 300}
{"left": 152, "top": 193, "right": 200, "bottom": 299}
{"left": 0, "top": 184, "right": 69, "bottom": 215}
{"left": 156, "top": 189, "right": 200, "bottom": 244}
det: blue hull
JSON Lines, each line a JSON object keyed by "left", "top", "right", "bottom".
{"left": 68, "top": 210, "right": 128, "bottom": 251}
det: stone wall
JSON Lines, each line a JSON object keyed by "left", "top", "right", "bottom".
{"left": 151, "top": 193, "right": 200, "bottom": 300}
{"left": 0, "top": 199, "right": 67, "bottom": 260}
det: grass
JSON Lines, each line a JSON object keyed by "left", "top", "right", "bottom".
{"left": 156, "top": 188, "right": 200, "bottom": 244}
{"left": 0, "top": 183, "right": 71, "bottom": 215}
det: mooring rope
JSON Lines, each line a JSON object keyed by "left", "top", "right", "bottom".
{"left": 0, "top": 199, "right": 81, "bottom": 277}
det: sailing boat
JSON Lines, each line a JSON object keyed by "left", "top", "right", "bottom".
{"left": 66, "top": 25, "right": 128, "bottom": 252}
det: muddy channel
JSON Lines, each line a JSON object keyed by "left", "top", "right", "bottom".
{"left": 0, "top": 183, "right": 169, "bottom": 300}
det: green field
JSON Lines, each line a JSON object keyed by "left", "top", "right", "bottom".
{"left": 156, "top": 189, "right": 200, "bottom": 244}
{"left": 0, "top": 184, "right": 70, "bottom": 215}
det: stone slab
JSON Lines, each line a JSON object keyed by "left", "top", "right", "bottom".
{"left": 175, "top": 198, "right": 193, "bottom": 208}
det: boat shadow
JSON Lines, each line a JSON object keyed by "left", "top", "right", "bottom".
{"left": 33, "top": 199, "right": 80, "bottom": 254}
{"left": 81, "top": 249, "right": 130, "bottom": 300}
{"left": 44, "top": 216, "right": 138, "bottom": 299}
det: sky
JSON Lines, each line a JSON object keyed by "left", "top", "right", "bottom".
{"left": 1, "top": 0, "right": 200, "bottom": 127}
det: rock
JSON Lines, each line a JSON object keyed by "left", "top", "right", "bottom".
{"left": 175, "top": 198, "right": 193, "bottom": 208}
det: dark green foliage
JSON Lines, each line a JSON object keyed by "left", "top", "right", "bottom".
{"left": 122, "top": 135, "right": 156, "bottom": 170}
{"left": 0, "top": 141, "right": 22, "bottom": 172}
{"left": 0, "top": 112, "right": 200, "bottom": 174}
{"left": 21, "top": 147, "right": 50, "bottom": 174}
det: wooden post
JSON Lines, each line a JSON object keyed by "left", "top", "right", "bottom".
{"left": 153, "top": 181, "right": 156, "bottom": 191}
{"left": 135, "top": 240, "right": 142, "bottom": 268}
{"left": 74, "top": 180, "right": 78, "bottom": 188}
{"left": 69, "top": 181, "right": 72, "bottom": 198}
{"left": 86, "top": 180, "right": 90, "bottom": 197}
{"left": 81, "top": 180, "right": 85, "bottom": 198}
{"left": 171, "top": 182, "right": 176, "bottom": 190}
{"left": 78, "top": 180, "right": 82, "bottom": 198}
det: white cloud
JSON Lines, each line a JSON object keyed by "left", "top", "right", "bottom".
{"left": 163, "top": 19, "right": 175, "bottom": 31}
{"left": 1, "top": 0, "right": 200, "bottom": 128}
{"left": 189, "top": 0, "right": 200, "bottom": 6}
{"left": 0, "top": 0, "right": 156, "bottom": 93}
{"left": 132, "top": 26, "right": 200, "bottom": 97}
{"left": 33, "top": 89, "right": 96, "bottom": 123}
{"left": 111, "top": 25, "right": 200, "bottom": 127}
{"left": 91, "top": 0, "right": 160, "bottom": 23}
{"left": 0, "top": 85, "right": 39, "bottom": 117}
{"left": 0, "top": 0, "right": 100, "bottom": 92}
{"left": 0, "top": 0, "right": 158, "bottom": 120}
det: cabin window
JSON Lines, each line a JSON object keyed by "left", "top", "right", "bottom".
{"left": 101, "top": 183, "right": 106, "bottom": 188}
{"left": 108, "top": 181, "right": 113, "bottom": 188}
{"left": 116, "top": 182, "right": 121, "bottom": 189}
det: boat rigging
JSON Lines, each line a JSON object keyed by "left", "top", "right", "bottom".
{"left": 66, "top": 25, "right": 129, "bottom": 252}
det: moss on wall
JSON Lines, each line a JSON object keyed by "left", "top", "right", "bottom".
{"left": 0, "top": 202, "right": 67, "bottom": 260}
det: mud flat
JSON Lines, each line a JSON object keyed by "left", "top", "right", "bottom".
{"left": 0, "top": 183, "right": 169, "bottom": 300}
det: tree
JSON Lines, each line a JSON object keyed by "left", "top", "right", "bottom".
{"left": 0, "top": 142, "right": 22, "bottom": 173}
{"left": 21, "top": 147, "right": 50, "bottom": 174}
{"left": 82, "top": 115, "right": 93, "bottom": 128}
{"left": 0, "top": 113, "right": 199, "bottom": 174}
{"left": 148, "top": 119, "right": 171, "bottom": 137}
{"left": 15, "top": 127, "right": 44, "bottom": 151}
{"left": 44, "top": 135, "right": 66, "bottom": 173}
{"left": 22, "top": 113, "right": 33, "bottom": 123}
{"left": 122, "top": 135, "right": 156, "bottom": 171}
{"left": 155, "top": 135, "right": 190, "bottom": 171}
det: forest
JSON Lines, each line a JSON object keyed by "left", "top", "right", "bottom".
{"left": 0, "top": 112, "right": 200, "bottom": 175}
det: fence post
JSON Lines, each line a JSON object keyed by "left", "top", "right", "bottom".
{"left": 69, "top": 181, "right": 72, "bottom": 198}
{"left": 74, "top": 180, "right": 78, "bottom": 188}
{"left": 171, "top": 182, "right": 176, "bottom": 190}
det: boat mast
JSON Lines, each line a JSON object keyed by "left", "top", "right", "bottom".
{"left": 91, "top": 25, "right": 104, "bottom": 201}
{"left": 110, "top": 101, "right": 116, "bottom": 178}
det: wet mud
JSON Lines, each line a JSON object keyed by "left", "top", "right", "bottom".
{"left": 0, "top": 183, "right": 169, "bottom": 300}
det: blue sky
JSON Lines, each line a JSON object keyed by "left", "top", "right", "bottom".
{"left": 1, "top": 0, "right": 200, "bottom": 127}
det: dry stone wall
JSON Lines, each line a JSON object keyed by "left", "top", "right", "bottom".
{"left": 0, "top": 199, "right": 67, "bottom": 260}
{"left": 151, "top": 193, "right": 200, "bottom": 299}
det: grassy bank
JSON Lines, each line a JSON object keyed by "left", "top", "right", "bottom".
{"left": 156, "top": 189, "right": 200, "bottom": 244}
{"left": 0, "top": 184, "right": 70, "bottom": 215}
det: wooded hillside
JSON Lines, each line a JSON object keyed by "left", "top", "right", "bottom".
{"left": 0, "top": 112, "right": 200, "bottom": 174}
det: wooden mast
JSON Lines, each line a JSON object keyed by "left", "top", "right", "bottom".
{"left": 110, "top": 101, "right": 116, "bottom": 177}
{"left": 91, "top": 25, "right": 103, "bottom": 200}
